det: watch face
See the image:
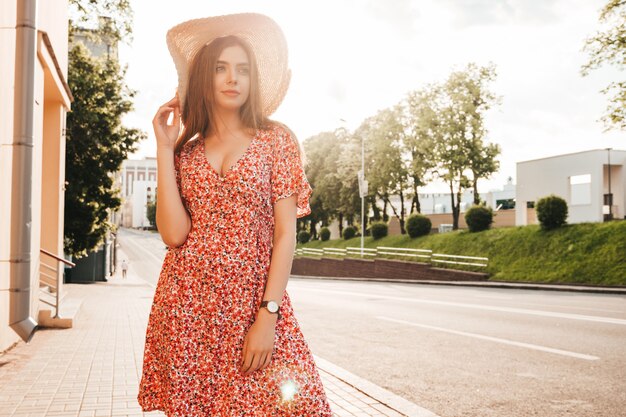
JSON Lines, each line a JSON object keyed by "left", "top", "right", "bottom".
{"left": 267, "top": 301, "right": 279, "bottom": 313}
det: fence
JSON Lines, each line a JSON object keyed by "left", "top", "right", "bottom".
{"left": 294, "top": 245, "right": 488, "bottom": 271}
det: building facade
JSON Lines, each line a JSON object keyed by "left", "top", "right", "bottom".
{"left": 1, "top": 0, "right": 71, "bottom": 350}
{"left": 516, "top": 149, "right": 625, "bottom": 226}
{"left": 113, "top": 157, "right": 157, "bottom": 228}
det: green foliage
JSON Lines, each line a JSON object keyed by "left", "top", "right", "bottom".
{"left": 536, "top": 195, "right": 569, "bottom": 231}
{"left": 64, "top": 42, "right": 145, "bottom": 258}
{"left": 320, "top": 227, "right": 331, "bottom": 241}
{"left": 298, "top": 62, "right": 500, "bottom": 233}
{"left": 465, "top": 205, "right": 494, "bottom": 232}
{"left": 146, "top": 198, "right": 157, "bottom": 230}
{"left": 582, "top": 0, "right": 626, "bottom": 130}
{"left": 342, "top": 226, "right": 357, "bottom": 240}
{"left": 69, "top": 0, "right": 134, "bottom": 44}
{"left": 295, "top": 221, "right": 626, "bottom": 286}
{"left": 355, "top": 106, "right": 410, "bottom": 232}
{"left": 405, "top": 63, "right": 500, "bottom": 229}
{"left": 370, "top": 222, "right": 388, "bottom": 240}
{"left": 297, "top": 230, "right": 311, "bottom": 244}
{"left": 406, "top": 214, "right": 432, "bottom": 238}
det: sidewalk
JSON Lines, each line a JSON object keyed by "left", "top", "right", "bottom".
{"left": 0, "top": 261, "right": 438, "bottom": 417}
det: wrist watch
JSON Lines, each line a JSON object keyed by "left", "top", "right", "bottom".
{"left": 260, "top": 300, "right": 282, "bottom": 319}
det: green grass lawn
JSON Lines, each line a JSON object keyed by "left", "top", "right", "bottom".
{"left": 296, "top": 221, "right": 626, "bottom": 286}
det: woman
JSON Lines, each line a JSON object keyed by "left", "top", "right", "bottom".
{"left": 137, "top": 13, "right": 333, "bottom": 416}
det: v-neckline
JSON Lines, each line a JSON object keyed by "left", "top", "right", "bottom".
{"left": 200, "top": 130, "right": 260, "bottom": 180}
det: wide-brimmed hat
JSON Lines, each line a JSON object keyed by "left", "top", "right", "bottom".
{"left": 166, "top": 13, "right": 291, "bottom": 116}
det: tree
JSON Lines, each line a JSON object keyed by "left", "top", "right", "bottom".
{"left": 147, "top": 195, "right": 157, "bottom": 230}
{"left": 64, "top": 0, "right": 144, "bottom": 258}
{"left": 335, "top": 131, "right": 364, "bottom": 232}
{"left": 356, "top": 106, "right": 410, "bottom": 234}
{"left": 415, "top": 63, "right": 500, "bottom": 230}
{"left": 404, "top": 88, "right": 440, "bottom": 214}
{"left": 302, "top": 131, "right": 343, "bottom": 239}
{"left": 582, "top": 0, "right": 626, "bottom": 131}
{"left": 457, "top": 63, "right": 502, "bottom": 205}
{"left": 64, "top": 43, "right": 145, "bottom": 257}
{"left": 69, "top": 0, "right": 134, "bottom": 44}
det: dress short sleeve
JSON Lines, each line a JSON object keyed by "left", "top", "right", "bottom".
{"left": 270, "top": 126, "right": 313, "bottom": 218}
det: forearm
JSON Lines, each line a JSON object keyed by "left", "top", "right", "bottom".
{"left": 256, "top": 230, "right": 296, "bottom": 321}
{"left": 155, "top": 146, "right": 191, "bottom": 247}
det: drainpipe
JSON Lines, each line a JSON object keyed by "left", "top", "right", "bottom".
{"left": 10, "top": 0, "right": 38, "bottom": 343}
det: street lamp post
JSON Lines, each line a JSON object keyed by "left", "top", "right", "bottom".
{"left": 606, "top": 148, "right": 613, "bottom": 220}
{"left": 360, "top": 133, "right": 365, "bottom": 256}
{"left": 341, "top": 118, "right": 367, "bottom": 257}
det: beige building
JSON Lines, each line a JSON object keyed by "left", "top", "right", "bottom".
{"left": 0, "top": 0, "right": 71, "bottom": 351}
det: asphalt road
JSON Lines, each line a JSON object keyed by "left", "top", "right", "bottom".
{"left": 118, "top": 227, "right": 626, "bottom": 417}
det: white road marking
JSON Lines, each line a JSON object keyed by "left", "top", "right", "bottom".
{"left": 376, "top": 316, "right": 600, "bottom": 361}
{"left": 302, "top": 288, "right": 626, "bottom": 326}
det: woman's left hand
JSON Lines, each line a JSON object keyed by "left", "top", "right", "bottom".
{"left": 240, "top": 313, "right": 277, "bottom": 375}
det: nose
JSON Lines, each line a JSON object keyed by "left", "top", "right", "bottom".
{"left": 227, "top": 67, "right": 238, "bottom": 85}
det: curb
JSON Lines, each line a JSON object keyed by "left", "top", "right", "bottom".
{"left": 290, "top": 275, "right": 626, "bottom": 295}
{"left": 313, "top": 355, "right": 441, "bottom": 417}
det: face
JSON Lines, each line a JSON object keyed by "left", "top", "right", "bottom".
{"left": 213, "top": 45, "right": 251, "bottom": 113}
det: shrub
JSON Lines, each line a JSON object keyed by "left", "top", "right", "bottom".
{"left": 465, "top": 205, "right": 494, "bottom": 232}
{"left": 406, "top": 214, "right": 432, "bottom": 238}
{"left": 342, "top": 226, "right": 356, "bottom": 240}
{"left": 297, "top": 230, "right": 311, "bottom": 244}
{"left": 320, "top": 227, "right": 331, "bottom": 241}
{"left": 536, "top": 194, "right": 568, "bottom": 230}
{"left": 370, "top": 221, "right": 388, "bottom": 240}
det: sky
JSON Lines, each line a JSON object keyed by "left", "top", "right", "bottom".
{"left": 119, "top": 0, "right": 624, "bottom": 193}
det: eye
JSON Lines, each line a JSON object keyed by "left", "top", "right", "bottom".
{"left": 216, "top": 65, "right": 225, "bottom": 72}
{"left": 238, "top": 67, "right": 249, "bottom": 75}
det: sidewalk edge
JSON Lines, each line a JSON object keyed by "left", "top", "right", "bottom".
{"left": 313, "top": 355, "right": 440, "bottom": 417}
{"left": 291, "top": 275, "right": 626, "bottom": 295}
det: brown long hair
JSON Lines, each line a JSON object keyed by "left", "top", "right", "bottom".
{"left": 174, "top": 35, "right": 269, "bottom": 154}
{"left": 173, "top": 35, "right": 306, "bottom": 166}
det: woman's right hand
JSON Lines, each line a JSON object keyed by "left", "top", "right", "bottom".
{"left": 153, "top": 94, "right": 181, "bottom": 150}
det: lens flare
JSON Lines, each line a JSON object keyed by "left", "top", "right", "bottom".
{"left": 280, "top": 378, "right": 299, "bottom": 402}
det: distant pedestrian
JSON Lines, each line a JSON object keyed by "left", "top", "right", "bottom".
{"left": 121, "top": 259, "right": 128, "bottom": 279}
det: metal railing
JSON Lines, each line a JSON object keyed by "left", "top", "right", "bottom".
{"left": 431, "top": 253, "right": 489, "bottom": 268}
{"left": 376, "top": 246, "right": 432, "bottom": 260}
{"left": 294, "top": 245, "right": 488, "bottom": 270}
{"left": 39, "top": 249, "right": 75, "bottom": 319}
{"left": 346, "top": 247, "right": 376, "bottom": 257}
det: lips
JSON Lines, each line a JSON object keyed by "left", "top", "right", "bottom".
{"left": 222, "top": 90, "right": 239, "bottom": 96}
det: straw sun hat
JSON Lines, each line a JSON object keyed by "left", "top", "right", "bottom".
{"left": 166, "top": 13, "right": 291, "bottom": 116}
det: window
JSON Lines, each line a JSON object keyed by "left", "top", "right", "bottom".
{"left": 570, "top": 174, "right": 591, "bottom": 205}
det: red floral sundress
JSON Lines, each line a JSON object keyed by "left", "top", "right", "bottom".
{"left": 137, "top": 124, "right": 333, "bottom": 416}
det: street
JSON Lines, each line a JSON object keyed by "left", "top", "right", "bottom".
{"left": 120, "top": 228, "right": 626, "bottom": 417}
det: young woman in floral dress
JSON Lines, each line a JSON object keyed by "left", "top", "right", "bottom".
{"left": 137, "top": 13, "right": 334, "bottom": 417}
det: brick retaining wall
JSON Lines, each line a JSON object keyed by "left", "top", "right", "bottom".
{"left": 292, "top": 257, "right": 488, "bottom": 281}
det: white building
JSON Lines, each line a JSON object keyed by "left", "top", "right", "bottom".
{"left": 516, "top": 148, "right": 625, "bottom": 226}
{"left": 113, "top": 157, "right": 157, "bottom": 228}
{"left": 411, "top": 177, "right": 516, "bottom": 214}
{"left": 131, "top": 180, "right": 155, "bottom": 229}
